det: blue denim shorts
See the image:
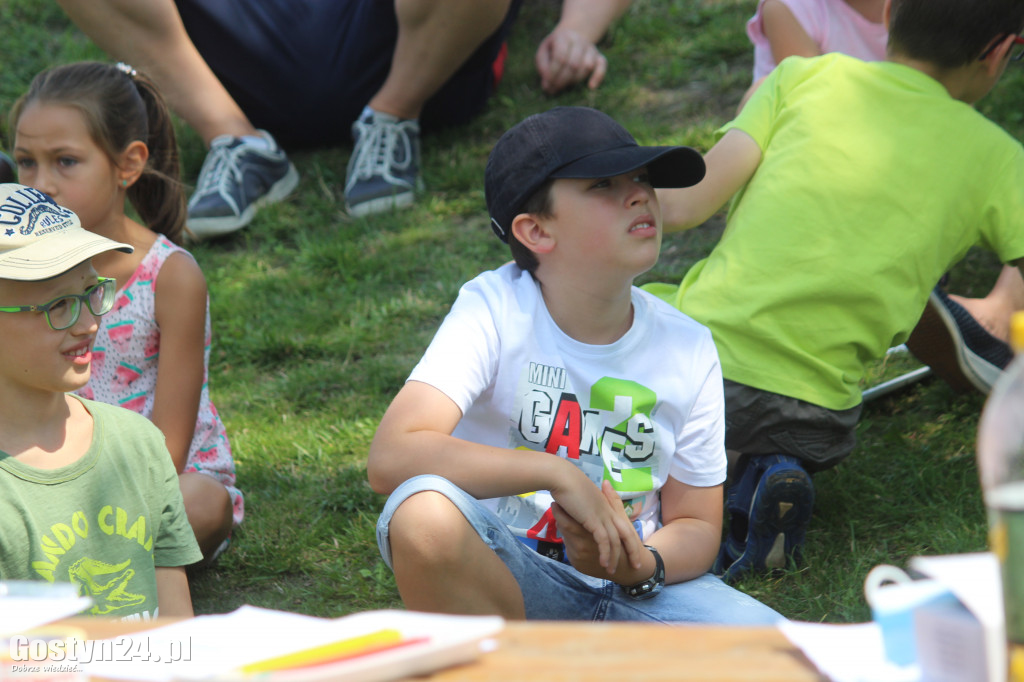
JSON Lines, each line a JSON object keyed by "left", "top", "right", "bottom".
{"left": 376, "top": 475, "right": 783, "bottom": 625}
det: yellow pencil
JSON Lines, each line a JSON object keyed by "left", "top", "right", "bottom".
{"left": 239, "top": 628, "right": 407, "bottom": 673}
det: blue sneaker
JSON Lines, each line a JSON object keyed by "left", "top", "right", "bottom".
{"left": 714, "top": 454, "right": 814, "bottom": 582}
{"left": 712, "top": 455, "right": 762, "bottom": 575}
{"left": 344, "top": 110, "right": 422, "bottom": 217}
{"left": 906, "top": 286, "right": 1012, "bottom": 394}
{"left": 187, "top": 130, "right": 298, "bottom": 240}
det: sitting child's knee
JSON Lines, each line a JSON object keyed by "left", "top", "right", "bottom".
{"left": 389, "top": 490, "right": 470, "bottom": 561}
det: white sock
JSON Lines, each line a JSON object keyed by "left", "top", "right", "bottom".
{"left": 361, "top": 106, "right": 417, "bottom": 125}
{"left": 240, "top": 133, "right": 272, "bottom": 151}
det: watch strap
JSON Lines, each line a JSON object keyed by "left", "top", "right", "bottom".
{"left": 623, "top": 545, "right": 666, "bottom": 599}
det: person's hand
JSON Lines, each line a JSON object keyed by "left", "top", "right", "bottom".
{"left": 544, "top": 464, "right": 638, "bottom": 569}
{"left": 534, "top": 25, "right": 608, "bottom": 95}
{"left": 550, "top": 479, "right": 645, "bottom": 578}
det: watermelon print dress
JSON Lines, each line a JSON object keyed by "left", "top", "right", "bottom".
{"left": 75, "top": 236, "right": 243, "bottom": 527}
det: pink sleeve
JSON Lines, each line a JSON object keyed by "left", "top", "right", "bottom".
{"left": 746, "top": 0, "right": 827, "bottom": 81}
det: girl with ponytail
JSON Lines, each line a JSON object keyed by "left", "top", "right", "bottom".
{"left": 10, "top": 61, "right": 242, "bottom": 563}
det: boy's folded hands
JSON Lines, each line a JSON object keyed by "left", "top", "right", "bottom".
{"left": 551, "top": 478, "right": 645, "bottom": 580}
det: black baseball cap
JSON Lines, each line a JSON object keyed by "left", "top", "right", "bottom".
{"left": 484, "top": 106, "right": 705, "bottom": 242}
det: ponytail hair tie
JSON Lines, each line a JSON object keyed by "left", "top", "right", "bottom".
{"left": 115, "top": 62, "right": 137, "bottom": 79}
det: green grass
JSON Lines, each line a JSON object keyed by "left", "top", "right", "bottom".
{"left": 2, "top": 0, "right": 1019, "bottom": 624}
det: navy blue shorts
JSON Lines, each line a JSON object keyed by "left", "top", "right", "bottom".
{"left": 176, "top": 0, "right": 522, "bottom": 148}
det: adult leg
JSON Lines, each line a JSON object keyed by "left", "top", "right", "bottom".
{"left": 369, "top": 0, "right": 512, "bottom": 121}
{"left": 344, "top": 0, "right": 513, "bottom": 216}
{"left": 56, "top": 0, "right": 254, "bottom": 145}
{"left": 344, "top": 0, "right": 511, "bottom": 215}
{"left": 58, "top": 0, "right": 298, "bottom": 239}
{"left": 388, "top": 491, "right": 526, "bottom": 618}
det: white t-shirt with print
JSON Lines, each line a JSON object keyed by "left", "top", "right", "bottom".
{"left": 408, "top": 263, "right": 726, "bottom": 544}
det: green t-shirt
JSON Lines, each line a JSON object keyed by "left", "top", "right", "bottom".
{"left": 648, "top": 54, "right": 1024, "bottom": 410}
{"left": 0, "top": 397, "right": 201, "bottom": 620}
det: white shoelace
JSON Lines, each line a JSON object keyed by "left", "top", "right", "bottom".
{"left": 347, "top": 117, "right": 418, "bottom": 188}
{"left": 192, "top": 138, "right": 263, "bottom": 212}
{"left": 193, "top": 143, "right": 235, "bottom": 195}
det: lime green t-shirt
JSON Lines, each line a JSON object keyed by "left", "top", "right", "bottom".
{"left": 0, "top": 397, "right": 201, "bottom": 620}
{"left": 647, "top": 54, "right": 1024, "bottom": 410}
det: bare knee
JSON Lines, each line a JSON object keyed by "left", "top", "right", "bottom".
{"left": 388, "top": 491, "right": 468, "bottom": 568}
{"left": 386, "top": 491, "right": 524, "bottom": 617}
{"left": 179, "top": 473, "right": 233, "bottom": 561}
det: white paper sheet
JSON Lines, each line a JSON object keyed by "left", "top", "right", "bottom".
{"left": 80, "top": 606, "right": 503, "bottom": 682}
{"left": 0, "top": 591, "right": 93, "bottom": 637}
{"left": 778, "top": 620, "right": 920, "bottom": 682}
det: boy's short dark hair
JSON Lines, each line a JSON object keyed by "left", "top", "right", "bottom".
{"left": 889, "top": 0, "right": 1024, "bottom": 69}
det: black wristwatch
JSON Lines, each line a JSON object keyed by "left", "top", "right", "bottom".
{"left": 622, "top": 545, "right": 666, "bottom": 599}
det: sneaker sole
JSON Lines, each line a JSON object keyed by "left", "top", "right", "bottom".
{"left": 723, "top": 462, "right": 813, "bottom": 581}
{"left": 906, "top": 290, "right": 999, "bottom": 394}
{"left": 187, "top": 163, "right": 300, "bottom": 240}
{"left": 712, "top": 534, "right": 744, "bottom": 575}
{"left": 346, "top": 188, "right": 417, "bottom": 218}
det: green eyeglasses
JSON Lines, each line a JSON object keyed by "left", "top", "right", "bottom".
{"left": 0, "top": 277, "right": 117, "bottom": 330}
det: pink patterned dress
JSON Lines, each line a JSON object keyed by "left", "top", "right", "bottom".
{"left": 75, "top": 236, "right": 243, "bottom": 527}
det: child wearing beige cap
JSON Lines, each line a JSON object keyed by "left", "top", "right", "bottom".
{"left": 0, "top": 184, "right": 199, "bottom": 619}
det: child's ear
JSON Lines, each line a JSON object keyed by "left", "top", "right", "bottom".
{"left": 511, "top": 213, "right": 555, "bottom": 254}
{"left": 983, "top": 34, "right": 1018, "bottom": 76}
{"left": 117, "top": 140, "right": 149, "bottom": 188}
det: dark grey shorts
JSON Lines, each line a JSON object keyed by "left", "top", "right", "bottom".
{"left": 723, "top": 380, "right": 862, "bottom": 472}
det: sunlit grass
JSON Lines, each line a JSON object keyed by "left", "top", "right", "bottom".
{"left": 0, "top": 0, "right": 1013, "bottom": 623}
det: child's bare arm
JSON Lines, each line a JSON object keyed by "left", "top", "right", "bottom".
{"left": 737, "top": 0, "right": 822, "bottom": 111}
{"left": 367, "top": 380, "right": 645, "bottom": 571}
{"left": 647, "top": 477, "right": 723, "bottom": 582}
{"left": 761, "top": 0, "right": 821, "bottom": 65}
{"left": 151, "top": 252, "right": 208, "bottom": 472}
{"left": 658, "top": 129, "right": 762, "bottom": 231}
{"left": 155, "top": 566, "right": 194, "bottom": 617}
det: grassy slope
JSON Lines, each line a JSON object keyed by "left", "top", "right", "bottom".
{"left": 2, "top": 0, "right": 1022, "bottom": 622}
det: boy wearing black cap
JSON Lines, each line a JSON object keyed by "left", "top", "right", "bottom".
{"left": 367, "top": 107, "right": 781, "bottom": 623}
{"left": 0, "top": 183, "right": 200, "bottom": 619}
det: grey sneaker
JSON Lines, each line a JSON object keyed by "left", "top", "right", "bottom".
{"left": 344, "top": 110, "right": 422, "bottom": 217}
{"left": 186, "top": 130, "right": 299, "bottom": 240}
